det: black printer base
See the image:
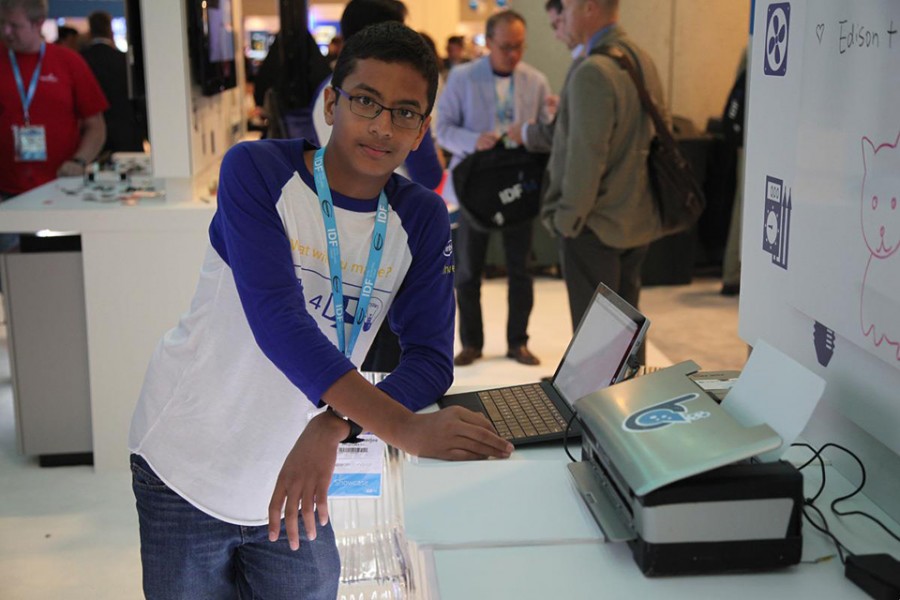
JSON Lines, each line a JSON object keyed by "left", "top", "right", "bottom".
{"left": 629, "top": 535, "right": 803, "bottom": 576}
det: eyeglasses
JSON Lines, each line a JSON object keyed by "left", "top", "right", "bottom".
{"left": 494, "top": 42, "right": 526, "bottom": 54}
{"left": 333, "top": 87, "right": 426, "bottom": 130}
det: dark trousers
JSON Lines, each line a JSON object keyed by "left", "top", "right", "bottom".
{"left": 560, "top": 229, "right": 649, "bottom": 361}
{"left": 454, "top": 214, "right": 534, "bottom": 349}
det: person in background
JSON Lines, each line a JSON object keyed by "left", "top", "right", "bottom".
{"left": 507, "top": 0, "right": 584, "bottom": 152}
{"left": 442, "top": 34, "right": 468, "bottom": 78}
{"left": 54, "top": 24, "right": 79, "bottom": 51}
{"left": 325, "top": 33, "right": 343, "bottom": 69}
{"left": 417, "top": 29, "right": 445, "bottom": 160}
{"left": 82, "top": 10, "right": 144, "bottom": 156}
{"left": 253, "top": 28, "right": 332, "bottom": 142}
{"left": 542, "top": 0, "right": 664, "bottom": 357}
{"left": 128, "top": 22, "right": 512, "bottom": 598}
{"left": 720, "top": 50, "right": 748, "bottom": 297}
{"left": 0, "top": 0, "right": 107, "bottom": 255}
{"left": 0, "top": 0, "right": 107, "bottom": 197}
{"left": 437, "top": 10, "right": 552, "bottom": 367}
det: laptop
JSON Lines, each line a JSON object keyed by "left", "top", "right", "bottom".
{"left": 439, "top": 283, "right": 650, "bottom": 445}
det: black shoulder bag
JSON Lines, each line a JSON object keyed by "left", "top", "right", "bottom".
{"left": 594, "top": 45, "right": 706, "bottom": 236}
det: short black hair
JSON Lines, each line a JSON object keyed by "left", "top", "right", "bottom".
{"left": 332, "top": 21, "right": 439, "bottom": 116}
{"left": 340, "top": 0, "right": 406, "bottom": 41}
{"left": 87, "top": 10, "right": 113, "bottom": 39}
{"left": 485, "top": 10, "right": 526, "bottom": 40}
{"left": 56, "top": 25, "right": 78, "bottom": 41}
{"left": 544, "top": 0, "right": 562, "bottom": 13}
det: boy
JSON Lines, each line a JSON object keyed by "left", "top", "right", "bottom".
{"left": 129, "top": 22, "right": 512, "bottom": 599}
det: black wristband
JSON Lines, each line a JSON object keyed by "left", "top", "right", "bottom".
{"left": 69, "top": 157, "right": 87, "bottom": 167}
{"left": 326, "top": 406, "right": 363, "bottom": 444}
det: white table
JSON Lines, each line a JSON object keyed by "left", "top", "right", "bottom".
{"left": 0, "top": 177, "right": 214, "bottom": 470}
{"left": 401, "top": 442, "right": 896, "bottom": 599}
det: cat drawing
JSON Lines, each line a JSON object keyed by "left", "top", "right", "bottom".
{"left": 860, "top": 132, "right": 900, "bottom": 361}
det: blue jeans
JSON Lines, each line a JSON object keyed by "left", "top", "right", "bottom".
{"left": 131, "top": 454, "right": 341, "bottom": 599}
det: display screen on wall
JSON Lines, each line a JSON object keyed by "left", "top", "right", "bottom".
{"left": 188, "top": 0, "right": 238, "bottom": 96}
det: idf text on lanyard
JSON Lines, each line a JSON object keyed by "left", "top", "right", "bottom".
{"left": 312, "top": 146, "right": 389, "bottom": 359}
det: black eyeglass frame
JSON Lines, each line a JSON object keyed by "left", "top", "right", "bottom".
{"left": 332, "top": 86, "right": 426, "bottom": 130}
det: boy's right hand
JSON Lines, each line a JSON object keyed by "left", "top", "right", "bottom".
{"left": 403, "top": 406, "right": 514, "bottom": 460}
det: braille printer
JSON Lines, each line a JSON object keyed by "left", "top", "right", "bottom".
{"left": 568, "top": 361, "right": 804, "bottom": 576}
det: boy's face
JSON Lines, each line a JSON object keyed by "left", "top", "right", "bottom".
{"left": 324, "top": 58, "right": 431, "bottom": 185}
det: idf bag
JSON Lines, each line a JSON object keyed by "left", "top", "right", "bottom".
{"left": 452, "top": 145, "right": 547, "bottom": 231}
{"left": 595, "top": 45, "right": 706, "bottom": 237}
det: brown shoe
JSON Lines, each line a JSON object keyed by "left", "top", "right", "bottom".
{"left": 506, "top": 345, "right": 540, "bottom": 366}
{"left": 454, "top": 347, "right": 483, "bottom": 366}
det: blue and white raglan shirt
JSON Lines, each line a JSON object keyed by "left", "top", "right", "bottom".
{"left": 128, "top": 139, "right": 455, "bottom": 525}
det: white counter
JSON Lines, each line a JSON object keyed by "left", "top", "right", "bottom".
{"left": 401, "top": 442, "right": 895, "bottom": 599}
{"left": 0, "top": 177, "right": 215, "bottom": 470}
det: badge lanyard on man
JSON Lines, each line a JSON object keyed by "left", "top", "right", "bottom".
{"left": 312, "top": 146, "right": 389, "bottom": 359}
{"left": 494, "top": 76, "right": 516, "bottom": 147}
{"left": 9, "top": 42, "right": 48, "bottom": 162}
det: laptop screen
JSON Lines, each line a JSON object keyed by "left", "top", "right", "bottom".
{"left": 552, "top": 284, "right": 649, "bottom": 406}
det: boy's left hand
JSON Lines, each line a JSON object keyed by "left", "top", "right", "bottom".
{"left": 267, "top": 410, "right": 349, "bottom": 550}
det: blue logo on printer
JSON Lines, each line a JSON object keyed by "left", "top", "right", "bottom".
{"left": 622, "top": 393, "right": 711, "bottom": 432}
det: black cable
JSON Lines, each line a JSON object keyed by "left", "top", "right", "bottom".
{"left": 791, "top": 442, "right": 900, "bottom": 553}
{"left": 563, "top": 412, "right": 579, "bottom": 463}
{"left": 822, "top": 445, "right": 900, "bottom": 545}
{"left": 792, "top": 442, "right": 828, "bottom": 503}
{"left": 801, "top": 501, "right": 852, "bottom": 564}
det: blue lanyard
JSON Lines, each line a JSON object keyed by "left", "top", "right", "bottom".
{"left": 8, "top": 42, "right": 45, "bottom": 125}
{"left": 312, "top": 147, "right": 389, "bottom": 359}
{"left": 494, "top": 75, "right": 515, "bottom": 127}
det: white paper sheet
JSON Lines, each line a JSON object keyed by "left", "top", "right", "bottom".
{"left": 722, "top": 339, "right": 826, "bottom": 462}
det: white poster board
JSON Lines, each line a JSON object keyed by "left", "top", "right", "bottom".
{"left": 741, "top": 0, "right": 900, "bottom": 457}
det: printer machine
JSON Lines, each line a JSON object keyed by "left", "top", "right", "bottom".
{"left": 568, "top": 360, "right": 804, "bottom": 576}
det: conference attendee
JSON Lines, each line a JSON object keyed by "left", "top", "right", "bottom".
{"left": 54, "top": 24, "right": 79, "bottom": 51}
{"left": 312, "top": 0, "right": 441, "bottom": 191}
{"left": 311, "top": 0, "right": 444, "bottom": 374}
{"left": 325, "top": 33, "right": 342, "bottom": 69}
{"left": 437, "top": 10, "right": 552, "bottom": 367}
{"left": 0, "top": 0, "right": 107, "bottom": 197}
{"left": 252, "top": 28, "right": 331, "bottom": 142}
{"left": 128, "top": 22, "right": 513, "bottom": 597}
{"left": 507, "top": 0, "right": 584, "bottom": 152}
{"left": 721, "top": 50, "right": 748, "bottom": 297}
{"left": 82, "top": 10, "right": 145, "bottom": 155}
{"left": 441, "top": 35, "right": 468, "bottom": 80}
{"left": 542, "top": 0, "right": 664, "bottom": 346}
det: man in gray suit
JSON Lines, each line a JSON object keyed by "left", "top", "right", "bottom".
{"left": 542, "top": 0, "right": 664, "bottom": 343}
{"left": 437, "top": 10, "right": 552, "bottom": 366}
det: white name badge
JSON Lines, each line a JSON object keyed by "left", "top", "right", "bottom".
{"left": 13, "top": 124, "right": 47, "bottom": 162}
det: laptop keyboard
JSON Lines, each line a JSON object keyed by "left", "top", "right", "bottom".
{"left": 478, "top": 384, "right": 569, "bottom": 441}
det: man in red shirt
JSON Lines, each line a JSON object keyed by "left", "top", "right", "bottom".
{"left": 0, "top": 0, "right": 108, "bottom": 200}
